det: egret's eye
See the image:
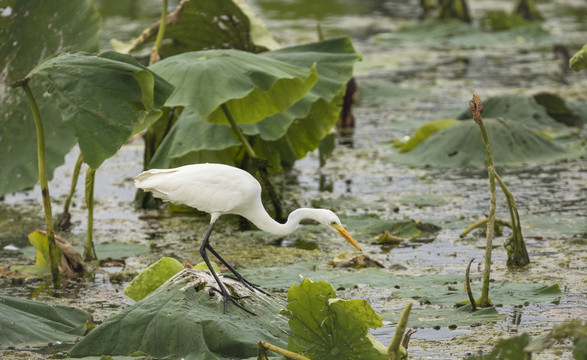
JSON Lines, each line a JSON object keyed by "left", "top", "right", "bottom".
{"left": 330, "top": 221, "right": 337, "bottom": 226}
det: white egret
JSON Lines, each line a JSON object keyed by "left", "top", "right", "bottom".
{"left": 134, "top": 163, "right": 361, "bottom": 314}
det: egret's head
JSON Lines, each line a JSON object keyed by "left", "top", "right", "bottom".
{"left": 316, "top": 209, "right": 362, "bottom": 252}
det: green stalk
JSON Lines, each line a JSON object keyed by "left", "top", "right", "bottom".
{"left": 388, "top": 302, "right": 412, "bottom": 360}
{"left": 84, "top": 167, "right": 97, "bottom": 261}
{"left": 58, "top": 152, "right": 83, "bottom": 230}
{"left": 22, "top": 82, "right": 60, "bottom": 282}
{"left": 470, "top": 94, "right": 493, "bottom": 307}
{"left": 221, "top": 103, "right": 284, "bottom": 221}
{"left": 149, "top": 0, "right": 168, "bottom": 65}
{"left": 221, "top": 104, "right": 257, "bottom": 158}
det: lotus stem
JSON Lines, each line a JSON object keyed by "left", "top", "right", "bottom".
{"left": 388, "top": 302, "right": 413, "bottom": 360}
{"left": 465, "top": 258, "right": 477, "bottom": 311}
{"left": 84, "top": 167, "right": 97, "bottom": 261}
{"left": 58, "top": 152, "right": 83, "bottom": 230}
{"left": 150, "top": 0, "right": 168, "bottom": 65}
{"left": 469, "top": 94, "right": 494, "bottom": 308}
{"left": 22, "top": 81, "right": 60, "bottom": 282}
{"left": 221, "top": 103, "right": 284, "bottom": 221}
{"left": 460, "top": 217, "right": 512, "bottom": 238}
{"left": 257, "top": 341, "right": 311, "bottom": 360}
{"left": 221, "top": 103, "right": 257, "bottom": 158}
{"left": 495, "top": 173, "right": 529, "bottom": 267}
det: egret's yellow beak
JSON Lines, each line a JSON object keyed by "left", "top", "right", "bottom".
{"left": 333, "top": 224, "right": 362, "bottom": 252}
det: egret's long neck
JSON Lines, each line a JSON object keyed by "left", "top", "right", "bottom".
{"left": 245, "top": 207, "right": 321, "bottom": 236}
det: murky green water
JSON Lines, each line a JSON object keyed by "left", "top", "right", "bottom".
{"left": 1, "top": 0, "right": 586, "bottom": 359}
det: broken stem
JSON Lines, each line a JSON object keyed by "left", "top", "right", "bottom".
{"left": 257, "top": 341, "right": 311, "bottom": 360}
{"left": 84, "top": 167, "right": 97, "bottom": 261}
{"left": 465, "top": 258, "right": 477, "bottom": 311}
{"left": 388, "top": 302, "right": 413, "bottom": 360}
{"left": 460, "top": 217, "right": 513, "bottom": 238}
{"left": 58, "top": 152, "right": 83, "bottom": 230}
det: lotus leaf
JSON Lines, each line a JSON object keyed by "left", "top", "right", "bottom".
{"left": 569, "top": 43, "right": 587, "bottom": 72}
{"left": 400, "top": 119, "right": 459, "bottom": 152}
{"left": 24, "top": 52, "right": 174, "bottom": 169}
{"left": 391, "top": 117, "right": 567, "bottom": 167}
{"left": 111, "top": 0, "right": 278, "bottom": 56}
{"left": 0, "top": 0, "right": 101, "bottom": 196}
{"left": 69, "top": 269, "right": 289, "bottom": 359}
{"left": 455, "top": 94, "right": 566, "bottom": 131}
{"left": 149, "top": 49, "right": 318, "bottom": 125}
{"left": 123, "top": 257, "right": 185, "bottom": 301}
{"left": 0, "top": 295, "right": 92, "bottom": 347}
{"left": 285, "top": 279, "right": 386, "bottom": 360}
{"left": 149, "top": 38, "right": 360, "bottom": 170}
{"left": 392, "top": 281, "right": 562, "bottom": 306}
{"left": 381, "top": 304, "right": 505, "bottom": 328}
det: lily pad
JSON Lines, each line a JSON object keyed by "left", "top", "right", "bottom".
{"left": 391, "top": 117, "right": 568, "bottom": 167}
{"left": 0, "top": 0, "right": 101, "bottom": 196}
{"left": 381, "top": 304, "right": 505, "bottom": 328}
{"left": 0, "top": 295, "right": 92, "bottom": 347}
{"left": 69, "top": 269, "right": 289, "bottom": 359}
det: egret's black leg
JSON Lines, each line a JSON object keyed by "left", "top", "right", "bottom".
{"left": 205, "top": 244, "right": 271, "bottom": 297}
{"left": 199, "top": 220, "right": 256, "bottom": 316}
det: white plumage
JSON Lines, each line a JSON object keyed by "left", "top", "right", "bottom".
{"left": 135, "top": 163, "right": 360, "bottom": 314}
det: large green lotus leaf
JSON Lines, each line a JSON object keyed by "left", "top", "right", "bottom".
{"left": 0, "top": 0, "right": 101, "bottom": 196}
{"left": 285, "top": 279, "right": 386, "bottom": 360}
{"left": 569, "top": 43, "right": 587, "bottom": 72}
{"left": 149, "top": 49, "right": 318, "bottom": 125}
{"left": 392, "top": 281, "right": 562, "bottom": 306}
{"left": 112, "top": 0, "right": 278, "bottom": 55}
{"left": 391, "top": 118, "right": 568, "bottom": 167}
{"left": 149, "top": 109, "right": 240, "bottom": 168}
{"left": 150, "top": 38, "right": 360, "bottom": 170}
{"left": 241, "top": 37, "right": 360, "bottom": 140}
{"left": 374, "top": 20, "right": 550, "bottom": 48}
{"left": 382, "top": 304, "right": 505, "bottom": 328}
{"left": 25, "top": 52, "right": 174, "bottom": 169}
{"left": 69, "top": 269, "right": 289, "bottom": 359}
{"left": 455, "top": 94, "right": 566, "bottom": 131}
{"left": 0, "top": 295, "right": 92, "bottom": 347}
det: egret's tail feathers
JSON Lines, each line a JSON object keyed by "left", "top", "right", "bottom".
{"left": 134, "top": 169, "right": 179, "bottom": 202}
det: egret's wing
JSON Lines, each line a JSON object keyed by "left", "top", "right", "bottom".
{"left": 134, "top": 164, "right": 262, "bottom": 215}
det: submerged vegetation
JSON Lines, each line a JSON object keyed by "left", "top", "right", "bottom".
{"left": 0, "top": 0, "right": 586, "bottom": 359}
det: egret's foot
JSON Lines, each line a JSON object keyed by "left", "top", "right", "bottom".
{"left": 210, "top": 285, "right": 256, "bottom": 316}
{"left": 224, "top": 274, "right": 272, "bottom": 297}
